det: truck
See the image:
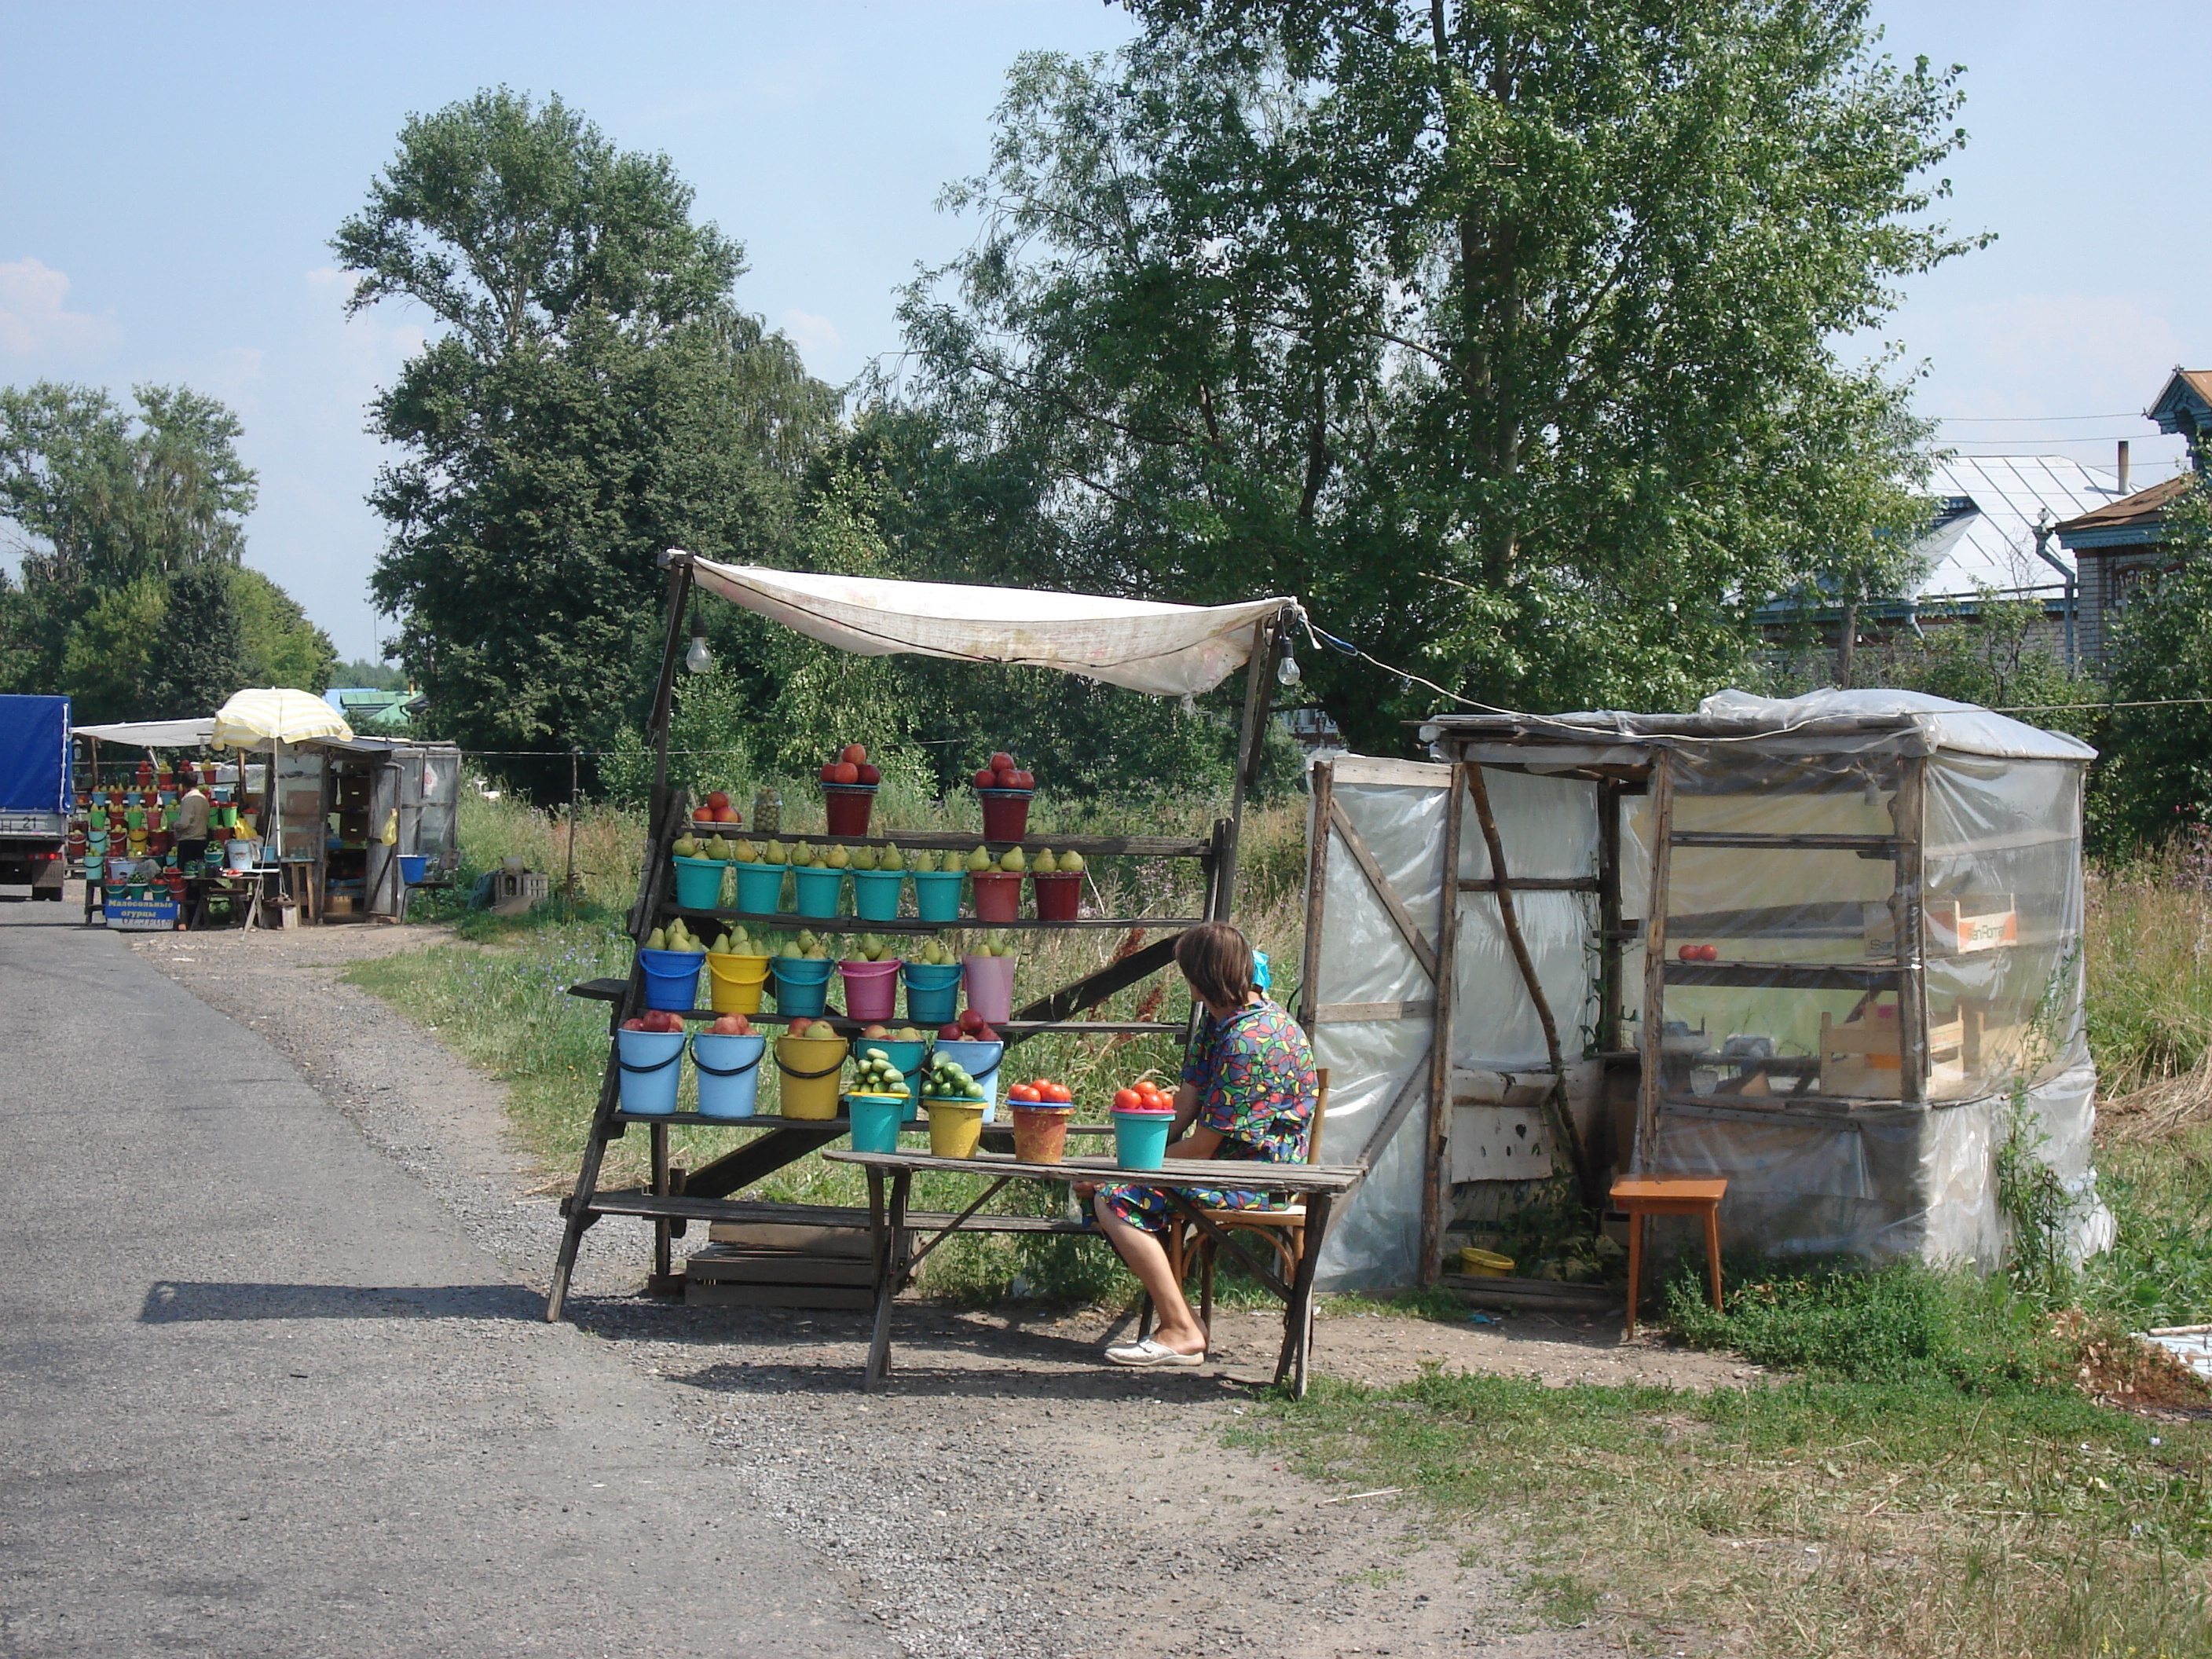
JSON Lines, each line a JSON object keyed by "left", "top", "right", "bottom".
{"left": 0, "top": 695, "right": 71, "bottom": 901}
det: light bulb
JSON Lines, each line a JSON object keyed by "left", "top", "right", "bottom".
{"left": 1276, "top": 650, "right": 1302, "bottom": 687}
{"left": 684, "top": 633, "right": 712, "bottom": 674}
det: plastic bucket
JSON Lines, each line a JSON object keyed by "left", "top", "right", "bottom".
{"left": 971, "top": 872, "right": 1024, "bottom": 924}
{"left": 855, "top": 1038, "right": 927, "bottom": 1110}
{"left": 775, "top": 1032, "right": 848, "bottom": 1119}
{"left": 850, "top": 868, "right": 904, "bottom": 921}
{"left": 823, "top": 785, "right": 877, "bottom": 837}
{"left": 705, "top": 951, "right": 771, "bottom": 1014}
{"left": 1111, "top": 1109, "right": 1174, "bottom": 1171}
{"left": 1010, "top": 1103, "right": 1074, "bottom": 1165}
{"left": 1032, "top": 871, "right": 1081, "bottom": 921}
{"left": 848, "top": 1093, "right": 906, "bottom": 1154}
{"left": 925, "top": 1097, "right": 987, "bottom": 1159}
{"left": 691, "top": 1032, "right": 766, "bottom": 1118}
{"left": 671, "top": 855, "right": 727, "bottom": 910}
{"left": 770, "top": 955, "right": 833, "bottom": 1017}
{"left": 838, "top": 958, "right": 903, "bottom": 1023}
{"left": 932, "top": 1038, "right": 1003, "bottom": 1119}
{"left": 106, "top": 856, "right": 134, "bottom": 884}
{"left": 638, "top": 947, "right": 706, "bottom": 1013}
{"left": 616, "top": 1028, "right": 686, "bottom": 1116}
{"left": 792, "top": 866, "right": 846, "bottom": 920}
{"left": 911, "top": 870, "right": 965, "bottom": 923}
{"left": 397, "top": 854, "right": 429, "bottom": 885}
{"left": 225, "top": 840, "right": 258, "bottom": 872}
{"left": 978, "top": 788, "right": 1031, "bottom": 841}
{"left": 961, "top": 954, "right": 1018, "bottom": 1025}
{"left": 901, "top": 961, "right": 963, "bottom": 1025}
{"left": 734, "top": 861, "right": 787, "bottom": 914}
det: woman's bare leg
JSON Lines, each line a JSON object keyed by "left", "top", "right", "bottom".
{"left": 1095, "top": 1194, "right": 1205, "bottom": 1353}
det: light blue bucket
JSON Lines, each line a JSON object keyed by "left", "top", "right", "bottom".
{"left": 932, "top": 1038, "right": 1005, "bottom": 1122}
{"left": 771, "top": 955, "right": 834, "bottom": 1017}
{"left": 855, "top": 1039, "right": 928, "bottom": 1120}
{"left": 851, "top": 868, "right": 906, "bottom": 921}
{"left": 847, "top": 1093, "right": 906, "bottom": 1153}
{"left": 792, "top": 866, "right": 846, "bottom": 920}
{"left": 616, "top": 1028, "right": 686, "bottom": 1115}
{"left": 671, "top": 855, "right": 727, "bottom": 910}
{"left": 690, "top": 1031, "right": 766, "bottom": 1118}
{"left": 1111, "top": 1109, "right": 1174, "bottom": 1170}
{"left": 911, "top": 870, "right": 964, "bottom": 923}
{"left": 901, "top": 961, "right": 963, "bottom": 1026}
{"left": 734, "top": 862, "right": 786, "bottom": 914}
{"left": 637, "top": 947, "right": 705, "bottom": 1013}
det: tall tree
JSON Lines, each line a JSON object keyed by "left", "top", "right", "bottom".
{"left": 899, "top": 3, "right": 1972, "bottom": 747}
{"left": 336, "top": 89, "right": 836, "bottom": 793}
{"left": 140, "top": 564, "right": 249, "bottom": 716}
{"left": 2097, "top": 480, "right": 2212, "bottom": 851}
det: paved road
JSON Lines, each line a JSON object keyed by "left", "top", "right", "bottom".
{"left": 0, "top": 908, "right": 890, "bottom": 1657}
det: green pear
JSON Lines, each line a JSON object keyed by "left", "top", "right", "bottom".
{"left": 850, "top": 844, "right": 878, "bottom": 871}
{"left": 806, "top": 941, "right": 830, "bottom": 960}
{"left": 825, "top": 843, "right": 851, "bottom": 870}
{"left": 999, "top": 846, "right": 1027, "bottom": 873}
{"left": 1059, "top": 850, "right": 1085, "bottom": 873}
{"left": 734, "top": 840, "right": 759, "bottom": 863}
{"left": 965, "top": 845, "right": 993, "bottom": 872}
{"left": 779, "top": 941, "right": 803, "bottom": 959}
{"left": 672, "top": 835, "right": 700, "bottom": 859}
{"left": 792, "top": 842, "right": 817, "bottom": 867}
{"left": 646, "top": 926, "right": 667, "bottom": 950}
{"left": 1032, "top": 848, "right": 1057, "bottom": 875}
{"left": 879, "top": 844, "right": 904, "bottom": 871}
{"left": 797, "top": 929, "right": 819, "bottom": 952}
{"left": 764, "top": 839, "right": 787, "bottom": 863}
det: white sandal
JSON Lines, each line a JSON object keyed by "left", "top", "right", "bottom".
{"left": 1104, "top": 1337, "right": 1205, "bottom": 1368}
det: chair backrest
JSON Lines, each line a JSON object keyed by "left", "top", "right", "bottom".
{"left": 1306, "top": 1067, "right": 1330, "bottom": 1165}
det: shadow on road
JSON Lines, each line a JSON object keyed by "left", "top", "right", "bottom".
{"left": 140, "top": 1280, "right": 538, "bottom": 1322}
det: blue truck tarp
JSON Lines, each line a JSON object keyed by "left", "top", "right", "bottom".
{"left": 0, "top": 696, "right": 71, "bottom": 813}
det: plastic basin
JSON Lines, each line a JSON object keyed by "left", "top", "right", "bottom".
{"left": 1010, "top": 1104, "right": 1074, "bottom": 1165}
{"left": 901, "top": 961, "right": 963, "bottom": 1025}
{"left": 690, "top": 1031, "right": 766, "bottom": 1118}
{"left": 838, "top": 957, "right": 903, "bottom": 1023}
{"left": 637, "top": 947, "right": 705, "bottom": 1013}
{"left": 848, "top": 1093, "right": 906, "bottom": 1154}
{"left": 851, "top": 868, "right": 905, "bottom": 921}
{"left": 911, "top": 870, "right": 964, "bottom": 923}
{"left": 734, "top": 862, "right": 787, "bottom": 914}
{"left": 970, "top": 871, "right": 1023, "bottom": 924}
{"left": 705, "top": 951, "right": 771, "bottom": 1015}
{"left": 769, "top": 955, "right": 833, "bottom": 1018}
{"left": 775, "top": 1031, "right": 848, "bottom": 1119}
{"left": 792, "top": 866, "right": 846, "bottom": 920}
{"left": 616, "top": 1028, "right": 686, "bottom": 1115}
{"left": 822, "top": 785, "right": 876, "bottom": 837}
{"left": 671, "top": 855, "right": 727, "bottom": 910}
{"left": 925, "top": 1097, "right": 987, "bottom": 1159}
{"left": 1111, "top": 1109, "right": 1174, "bottom": 1171}
{"left": 978, "top": 788, "right": 1031, "bottom": 841}
{"left": 931, "top": 1038, "right": 1004, "bottom": 1120}
{"left": 961, "top": 954, "right": 1017, "bottom": 1025}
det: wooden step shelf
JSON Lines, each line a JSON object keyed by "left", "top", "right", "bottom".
{"left": 680, "top": 829, "right": 1208, "bottom": 858}
{"left": 660, "top": 903, "right": 1207, "bottom": 934}
{"left": 562, "top": 977, "right": 1185, "bottom": 1036}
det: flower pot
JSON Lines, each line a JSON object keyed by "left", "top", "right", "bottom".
{"left": 690, "top": 1031, "right": 766, "bottom": 1118}
{"left": 615, "top": 1028, "right": 686, "bottom": 1115}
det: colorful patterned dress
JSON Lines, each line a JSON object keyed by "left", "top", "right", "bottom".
{"left": 1097, "top": 998, "right": 1319, "bottom": 1232}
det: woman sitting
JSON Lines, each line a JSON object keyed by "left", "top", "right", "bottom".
{"left": 1090, "top": 920, "right": 1318, "bottom": 1368}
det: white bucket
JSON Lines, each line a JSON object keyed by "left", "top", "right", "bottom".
{"left": 225, "top": 840, "right": 259, "bottom": 873}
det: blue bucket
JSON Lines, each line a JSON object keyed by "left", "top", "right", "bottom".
{"left": 734, "top": 862, "right": 786, "bottom": 914}
{"left": 616, "top": 1028, "right": 686, "bottom": 1115}
{"left": 911, "top": 870, "right": 965, "bottom": 923}
{"left": 855, "top": 1038, "right": 928, "bottom": 1118}
{"left": 397, "top": 854, "right": 429, "bottom": 885}
{"left": 932, "top": 1038, "right": 1005, "bottom": 1121}
{"left": 847, "top": 1093, "right": 906, "bottom": 1153}
{"left": 671, "top": 855, "right": 727, "bottom": 910}
{"left": 771, "top": 954, "right": 834, "bottom": 1017}
{"left": 851, "top": 868, "right": 905, "bottom": 921}
{"left": 637, "top": 947, "right": 705, "bottom": 1013}
{"left": 901, "top": 961, "right": 963, "bottom": 1026}
{"left": 690, "top": 1031, "right": 766, "bottom": 1118}
{"left": 1111, "top": 1109, "right": 1174, "bottom": 1171}
{"left": 792, "top": 866, "right": 846, "bottom": 920}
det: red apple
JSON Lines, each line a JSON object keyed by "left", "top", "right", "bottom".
{"left": 959, "top": 1009, "right": 986, "bottom": 1033}
{"left": 819, "top": 763, "right": 839, "bottom": 782}
{"left": 938, "top": 1022, "right": 965, "bottom": 1040}
{"left": 705, "top": 790, "right": 731, "bottom": 811}
{"left": 855, "top": 764, "right": 881, "bottom": 786}
{"left": 995, "top": 767, "right": 1020, "bottom": 789}
{"left": 840, "top": 743, "right": 868, "bottom": 764}
{"left": 972, "top": 768, "right": 998, "bottom": 789}
{"left": 709, "top": 1013, "right": 751, "bottom": 1035}
{"left": 1009, "top": 770, "right": 1035, "bottom": 790}
{"left": 831, "top": 761, "right": 860, "bottom": 785}
{"left": 972, "top": 1024, "right": 999, "bottom": 1044}
{"left": 989, "top": 751, "right": 1015, "bottom": 771}
{"left": 621, "top": 1017, "right": 646, "bottom": 1031}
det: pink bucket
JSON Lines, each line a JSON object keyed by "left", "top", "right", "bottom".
{"left": 961, "top": 953, "right": 1017, "bottom": 1024}
{"left": 838, "top": 957, "right": 903, "bottom": 1023}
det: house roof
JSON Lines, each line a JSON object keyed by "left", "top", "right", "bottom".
{"left": 1904, "top": 456, "right": 2123, "bottom": 599}
{"left": 2149, "top": 368, "right": 2212, "bottom": 436}
{"left": 2052, "top": 473, "right": 2192, "bottom": 550}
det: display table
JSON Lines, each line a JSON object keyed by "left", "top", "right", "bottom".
{"left": 822, "top": 1148, "right": 1364, "bottom": 1396}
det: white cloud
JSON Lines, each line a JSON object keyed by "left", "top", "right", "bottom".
{"left": 0, "top": 258, "right": 122, "bottom": 359}
{"left": 781, "top": 308, "right": 842, "bottom": 367}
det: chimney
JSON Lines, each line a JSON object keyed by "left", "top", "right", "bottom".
{"left": 2118, "top": 440, "right": 2131, "bottom": 495}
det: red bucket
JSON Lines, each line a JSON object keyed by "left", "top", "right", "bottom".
{"left": 971, "top": 871, "right": 1024, "bottom": 923}
{"left": 823, "top": 785, "right": 877, "bottom": 837}
{"left": 978, "top": 788, "right": 1031, "bottom": 842}
{"left": 1032, "top": 871, "right": 1081, "bottom": 921}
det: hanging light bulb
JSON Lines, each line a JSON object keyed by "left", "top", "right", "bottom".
{"left": 1276, "top": 648, "right": 1302, "bottom": 687}
{"left": 684, "top": 605, "right": 712, "bottom": 674}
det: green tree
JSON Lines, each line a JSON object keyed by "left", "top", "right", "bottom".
{"left": 231, "top": 567, "right": 337, "bottom": 692}
{"left": 899, "top": 4, "right": 1972, "bottom": 749}
{"left": 56, "top": 576, "right": 170, "bottom": 721}
{"left": 140, "top": 565, "right": 248, "bottom": 715}
{"left": 336, "top": 88, "right": 835, "bottom": 797}
{"left": 2096, "top": 479, "right": 2212, "bottom": 851}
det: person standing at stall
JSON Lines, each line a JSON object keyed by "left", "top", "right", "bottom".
{"left": 173, "top": 776, "right": 211, "bottom": 872}
{"left": 1086, "top": 921, "right": 1318, "bottom": 1368}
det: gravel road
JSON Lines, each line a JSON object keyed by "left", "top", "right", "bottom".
{"left": 104, "top": 910, "right": 1691, "bottom": 1657}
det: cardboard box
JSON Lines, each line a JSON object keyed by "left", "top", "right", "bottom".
{"left": 1866, "top": 895, "right": 2016, "bottom": 959}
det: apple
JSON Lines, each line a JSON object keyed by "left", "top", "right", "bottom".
{"left": 621, "top": 1017, "right": 646, "bottom": 1031}
{"left": 972, "top": 768, "right": 998, "bottom": 789}
{"left": 706, "top": 790, "right": 731, "bottom": 811}
{"left": 989, "top": 751, "right": 1015, "bottom": 771}
{"left": 939, "top": 1022, "right": 964, "bottom": 1040}
{"left": 831, "top": 761, "right": 861, "bottom": 785}
{"left": 971, "top": 1024, "right": 999, "bottom": 1043}
{"left": 862, "top": 1023, "right": 891, "bottom": 1038}
{"left": 959, "top": 1009, "right": 985, "bottom": 1033}
{"left": 709, "top": 1013, "right": 752, "bottom": 1035}
{"left": 855, "top": 763, "right": 881, "bottom": 786}
{"left": 840, "top": 743, "right": 868, "bottom": 764}
{"left": 995, "top": 767, "right": 1020, "bottom": 789}
{"left": 819, "top": 763, "right": 839, "bottom": 782}
{"left": 1009, "top": 770, "right": 1035, "bottom": 790}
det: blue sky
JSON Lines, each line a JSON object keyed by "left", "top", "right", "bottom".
{"left": 2, "top": 0, "right": 2204, "bottom": 662}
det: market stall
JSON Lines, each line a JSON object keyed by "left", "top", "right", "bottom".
{"left": 545, "top": 552, "right": 1316, "bottom": 1327}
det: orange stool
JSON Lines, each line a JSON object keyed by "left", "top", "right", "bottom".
{"left": 1610, "top": 1176, "right": 1727, "bottom": 1339}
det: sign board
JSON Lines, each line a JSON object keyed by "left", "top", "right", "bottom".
{"left": 104, "top": 899, "right": 178, "bottom": 932}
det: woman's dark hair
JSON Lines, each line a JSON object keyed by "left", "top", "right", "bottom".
{"left": 1174, "top": 921, "right": 1254, "bottom": 1009}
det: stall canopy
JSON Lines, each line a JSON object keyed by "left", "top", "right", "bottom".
{"left": 71, "top": 718, "right": 218, "bottom": 748}
{"left": 210, "top": 688, "right": 353, "bottom": 749}
{"left": 690, "top": 558, "right": 1296, "bottom": 698}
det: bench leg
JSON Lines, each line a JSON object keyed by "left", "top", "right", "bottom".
{"left": 1274, "top": 1194, "right": 1331, "bottom": 1397}
{"left": 863, "top": 1170, "right": 909, "bottom": 1390}
{"left": 1624, "top": 1208, "right": 1643, "bottom": 1341}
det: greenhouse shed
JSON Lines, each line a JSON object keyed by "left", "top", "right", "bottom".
{"left": 1302, "top": 689, "right": 2108, "bottom": 1289}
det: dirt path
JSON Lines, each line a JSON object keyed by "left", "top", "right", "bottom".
{"left": 126, "top": 910, "right": 1746, "bottom": 1658}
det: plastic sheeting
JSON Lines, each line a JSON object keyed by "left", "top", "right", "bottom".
{"left": 689, "top": 559, "right": 1294, "bottom": 699}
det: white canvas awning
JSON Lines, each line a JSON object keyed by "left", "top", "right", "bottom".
{"left": 690, "top": 559, "right": 1298, "bottom": 698}
{"left": 71, "top": 718, "right": 217, "bottom": 748}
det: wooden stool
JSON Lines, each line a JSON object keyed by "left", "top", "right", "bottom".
{"left": 1610, "top": 1176, "right": 1727, "bottom": 1339}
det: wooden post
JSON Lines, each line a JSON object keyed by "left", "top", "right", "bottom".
{"left": 645, "top": 555, "right": 695, "bottom": 827}
{"left": 1419, "top": 762, "right": 1465, "bottom": 1283}
{"left": 1597, "top": 778, "right": 1623, "bottom": 1053}
{"left": 1891, "top": 756, "right": 1928, "bottom": 1104}
{"left": 1214, "top": 617, "right": 1281, "bottom": 921}
{"left": 1632, "top": 750, "right": 1676, "bottom": 1173}
{"left": 1296, "top": 760, "right": 1335, "bottom": 1034}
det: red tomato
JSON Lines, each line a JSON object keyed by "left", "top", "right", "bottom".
{"left": 1697, "top": 943, "right": 1721, "bottom": 962}
{"left": 1009, "top": 1083, "right": 1038, "bottom": 1102}
{"left": 1677, "top": 944, "right": 1698, "bottom": 961}
{"left": 1112, "top": 1088, "right": 1141, "bottom": 1111}
{"left": 1044, "top": 1082, "right": 1071, "bottom": 1104}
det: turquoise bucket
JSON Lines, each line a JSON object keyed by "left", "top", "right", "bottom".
{"left": 792, "top": 866, "right": 846, "bottom": 920}
{"left": 690, "top": 1031, "right": 766, "bottom": 1118}
{"left": 616, "top": 1028, "right": 686, "bottom": 1115}
{"left": 911, "top": 870, "right": 965, "bottom": 923}
{"left": 851, "top": 868, "right": 905, "bottom": 921}
{"left": 734, "top": 862, "right": 786, "bottom": 914}
{"left": 847, "top": 1093, "right": 906, "bottom": 1153}
{"left": 932, "top": 1038, "right": 1004, "bottom": 1121}
{"left": 901, "top": 961, "right": 963, "bottom": 1026}
{"left": 771, "top": 955, "right": 834, "bottom": 1017}
{"left": 637, "top": 947, "right": 705, "bottom": 1013}
{"left": 855, "top": 1038, "right": 928, "bottom": 1116}
{"left": 1111, "top": 1109, "right": 1174, "bottom": 1171}
{"left": 671, "top": 855, "right": 727, "bottom": 910}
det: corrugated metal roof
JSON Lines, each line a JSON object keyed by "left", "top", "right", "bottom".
{"left": 2053, "top": 472, "right": 2190, "bottom": 534}
{"left": 1906, "top": 456, "right": 2123, "bottom": 599}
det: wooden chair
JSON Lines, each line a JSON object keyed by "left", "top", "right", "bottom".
{"left": 1166, "top": 1068, "right": 1331, "bottom": 1335}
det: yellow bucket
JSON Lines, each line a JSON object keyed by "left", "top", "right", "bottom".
{"left": 775, "top": 1032, "right": 848, "bottom": 1119}
{"left": 1459, "top": 1247, "right": 1514, "bottom": 1277}
{"left": 705, "top": 951, "right": 771, "bottom": 1015}
{"left": 925, "top": 1097, "right": 987, "bottom": 1159}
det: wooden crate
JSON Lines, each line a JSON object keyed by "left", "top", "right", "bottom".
{"left": 683, "top": 1244, "right": 874, "bottom": 1310}
{"left": 1865, "top": 894, "right": 2017, "bottom": 959}
{"left": 1818, "top": 1010, "right": 1965, "bottom": 1098}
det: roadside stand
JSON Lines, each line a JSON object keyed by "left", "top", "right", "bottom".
{"left": 547, "top": 552, "right": 1359, "bottom": 1390}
